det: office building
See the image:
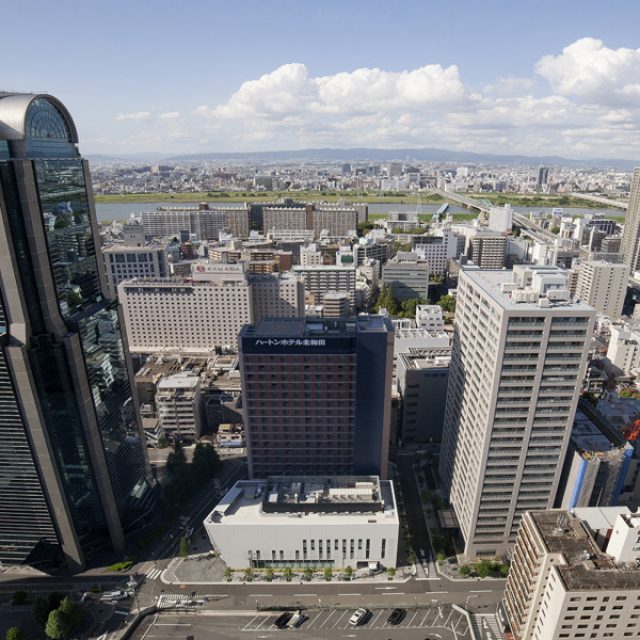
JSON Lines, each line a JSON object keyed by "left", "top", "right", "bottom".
{"left": 574, "top": 260, "right": 629, "bottom": 319}
{"left": 239, "top": 317, "right": 394, "bottom": 479}
{"left": 204, "top": 476, "right": 399, "bottom": 570}
{"left": 412, "top": 230, "right": 465, "bottom": 275}
{"left": 382, "top": 253, "right": 430, "bottom": 301}
{"left": 293, "top": 265, "right": 356, "bottom": 310}
{"left": 396, "top": 348, "right": 451, "bottom": 444}
{"left": 156, "top": 373, "right": 203, "bottom": 440}
{"left": 0, "top": 93, "right": 153, "bottom": 569}
{"left": 621, "top": 168, "right": 640, "bottom": 276}
{"left": 536, "top": 166, "right": 549, "bottom": 192}
{"left": 440, "top": 266, "right": 595, "bottom": 558}
{"left": 102, "top": 244, "right": 168, "bottom": 298}
{"left": 503, "top": 508, "right": 640, "bottom": 640}
{"left": 119, "top": 262, "right": 304, "bottom": 354}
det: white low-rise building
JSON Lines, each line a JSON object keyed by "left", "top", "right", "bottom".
{"left": 204, "top": 476, "right": 399, "bottom": 570}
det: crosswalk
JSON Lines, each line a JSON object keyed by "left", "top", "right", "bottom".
{"left": 143, "top": 564, "right": 163, "bottom": 581}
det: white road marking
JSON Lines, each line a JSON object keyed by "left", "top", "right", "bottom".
{"left": 331, "top": 610, "right": 349, "bottom": 629}
{"left": 242, "top": 615, "right": 260, "bottom": 631}
{"left": 338, "top": 593, "right": 361, "bottom": 596}
{"left": 470, "top": 589, "right": 493, "bottom": 593}
{"left": 318, "top": 610, "right": 337, "bottom": 629}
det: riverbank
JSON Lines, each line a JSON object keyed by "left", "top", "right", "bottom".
{"left": 94, "top": 190, "right": 608, "bottom": 209}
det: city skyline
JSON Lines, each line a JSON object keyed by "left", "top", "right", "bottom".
{"left": 3, "top": 1, "right": 640, "bottom": 158}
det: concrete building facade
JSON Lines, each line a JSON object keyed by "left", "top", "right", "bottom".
{"left": 621, "top": 167, "right": 640, "bottom": 276}
{"left": 204, "top": 476, "right": 399, "bottom": 570}
{"left": 293, "top": 265, "right": 356, "bottom": 310}
{"left": 503, "top": 509, "right": 640, "bottom": 640}
{"left": 102, "top": 244, "right": 168, "bottom": 298}
{"left": 574, "top": 260, "right": 629, "bottom": 319}
{"left": 413, "top": 230, "right": 465, "bottom": 275}
{"left": 382, "top": 253, "right": 430, "bottom": 301}
{"left": 440, "top": 266, "right": 595, "bottom": 558}
{"left": 156, "top": 373, "right": 203, "bottom": 440}
{"left": 119, "top": 262, "right": 304, "bottom": 354}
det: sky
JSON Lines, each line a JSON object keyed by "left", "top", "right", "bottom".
{"left": 4, "top": 0, "right": 640, "bottom": 159}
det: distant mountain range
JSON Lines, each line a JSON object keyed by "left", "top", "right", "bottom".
{"left": 86, "top": 147, "right": 640, "bottom": 170}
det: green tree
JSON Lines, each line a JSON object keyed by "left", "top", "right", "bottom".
{"left": 32, "top": 593, "right": 63, "bottom": 627}
{"left": 265, "top": 567, "right": 274, "bottom": 582}
{"left": 356, "top": 221, "right": 375, "bottom": 237}
{"left": 303, "top": 567, "right": 313, "bottom": 581}
{"left": 499, "top": 563, "right": 510, "bottom": 577}
{"left": 58, "top": 598, "right": 81, "bottom": 629}
{"left": 399, "top": 297, "right": 425, "bottom": 319}
{"left": 44, "top": 610, "right": 69, "bottom": 640}
{"left": 550, "top": 225, "right": 560, "bottom": 235}
{"left": 243, "top": 567, "right": 254, "bottom": 582}
{"left": 283, "top": 567, "right": 293, "bottom": 582}
{"left": 406, "top": 550, "right": 416, "bottom": 564}
{"left": 376, "top": 284, "right": 398, "bottom": 315}
{"left": 224, "top": 568, "right": 233, "bottom": 582}
{"left": 6, "top": 627, "right": 23, "bottom": 640}
{"left": 436, "top": 552, "right": 446, "bottom": 563}
{"left": 179, "top": 537, "right": 190, "bottom": 558}
{"left": 11, "top": 591, "right": 28, "bottom": 605}
{"left": 474, "top": 559, "right": 493, "bottom": 578}
{"left": 386, "top": 567, "right": 396, "bottom": 580}
{"left": 343, "top": 565, "right": 353, "bottom": 581}
{"left": 459, "top": 564, "right": 471, "bottom": 577}
{"left": 166, "top": 442, "right": 188, "bottom": 475}
{"left": 192, "top": 442, "right": 220, "bottom": 483}
{"left": 323, "top": 567, "right": 333, "bottom": 581}
{"left": 437, "top": 294, "right": 456, "bottom": 314}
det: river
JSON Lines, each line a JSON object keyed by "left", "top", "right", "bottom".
{"left": 94, "top": 201, "right": 626, "bottom": 223}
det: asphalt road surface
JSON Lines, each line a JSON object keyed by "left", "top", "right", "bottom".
{"left": 134, "top": 606, "right": 474, "bottom": 640}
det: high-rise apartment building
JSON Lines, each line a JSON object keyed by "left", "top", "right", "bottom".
{"left": 621, "top": 167, "right": 640, "bottom": 275}
{"left": 382, "top": 253, "right": 430, "bottom": 301}
{"left": 293, "top": 264, "right": 356, "bottom": 310}
{"left": 574, "top": 260, "right": 629, "bottom": 319}
{"left": 239, "top": 317, "right": 394, "bottom": 479}
{"left": 412, "top": 230, "right": 465, "bottom": 275}
{"left": 467, "top": 231, "right": 508, "bottom": 269}
{"left": 503, "top": 509, "right": 640, "bottom": 640}
{"left": 440, "top": 266, "right": 595, "bottom": 558}
{"left": 0, "top": 93, "right": 154, "bottom": 569}
{"left": 140, "top": 204, "right": 250, "bottom": 240}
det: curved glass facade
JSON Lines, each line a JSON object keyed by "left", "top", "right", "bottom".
{"left": 0, "top": 95, "right": 154, "bottom": 566}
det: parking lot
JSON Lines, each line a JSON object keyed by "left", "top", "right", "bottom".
{"left": 135, "top": 606, "right": 473, "bottom": 640}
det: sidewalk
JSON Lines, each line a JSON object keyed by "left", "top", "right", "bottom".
{"left": 161, "top": 554, "right": 415, "bottom": 586}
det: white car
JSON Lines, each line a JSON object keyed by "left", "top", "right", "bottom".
{"left": 288, "top": 610, "right": 305, "bottom": 628}
{"left": 349, "top": 608, "right": 369, "bottom": 626}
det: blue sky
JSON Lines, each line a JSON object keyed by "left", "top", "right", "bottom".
{"left": 4, "top": 0, "right": 640, "bottom": 158}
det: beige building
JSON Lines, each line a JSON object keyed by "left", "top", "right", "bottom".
{"left": 156, "top": 373, "right": 203, "bottom": 439}
{"left": 312, "top": 205, "right": 358, "bottom": 238}
{"left": 440, "top": 266, "right": 595, "bottom": 558}
{"left": 574, "top": 260, "right": 629, "bottom": 319}
{"left": 118, "top": 262, "right": 304, "bottom": 354}
{"left": 293, "top": 265, "right": 356, "bottom": 311}
{"left": 467, "top": 232, "right": 508, "bottom": 269}
{"left": 262, "top": 206, "right": 310, "bottom": 233}
{"left": 250, "top": 272, "right": 305, "bottom": 319}
{"left": 504, "top": 509, "right": 640, "bottom": 640}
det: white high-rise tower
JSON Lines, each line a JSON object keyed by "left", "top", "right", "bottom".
{"left": 439, "top": 265, "right": 595, "bottom": 558}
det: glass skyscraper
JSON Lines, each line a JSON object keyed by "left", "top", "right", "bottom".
{"left": 0, "top": 93, "right": 154, "bottom": 569}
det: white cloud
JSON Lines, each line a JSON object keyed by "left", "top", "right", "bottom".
{"left": 536, "top": 38, "right": 640, "bottom": 105}
{"left": 98, "top": 39, "right": 640, "bottom": 158}
{"left": 115, "top": 111, "right": 151, "bottom": 122}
